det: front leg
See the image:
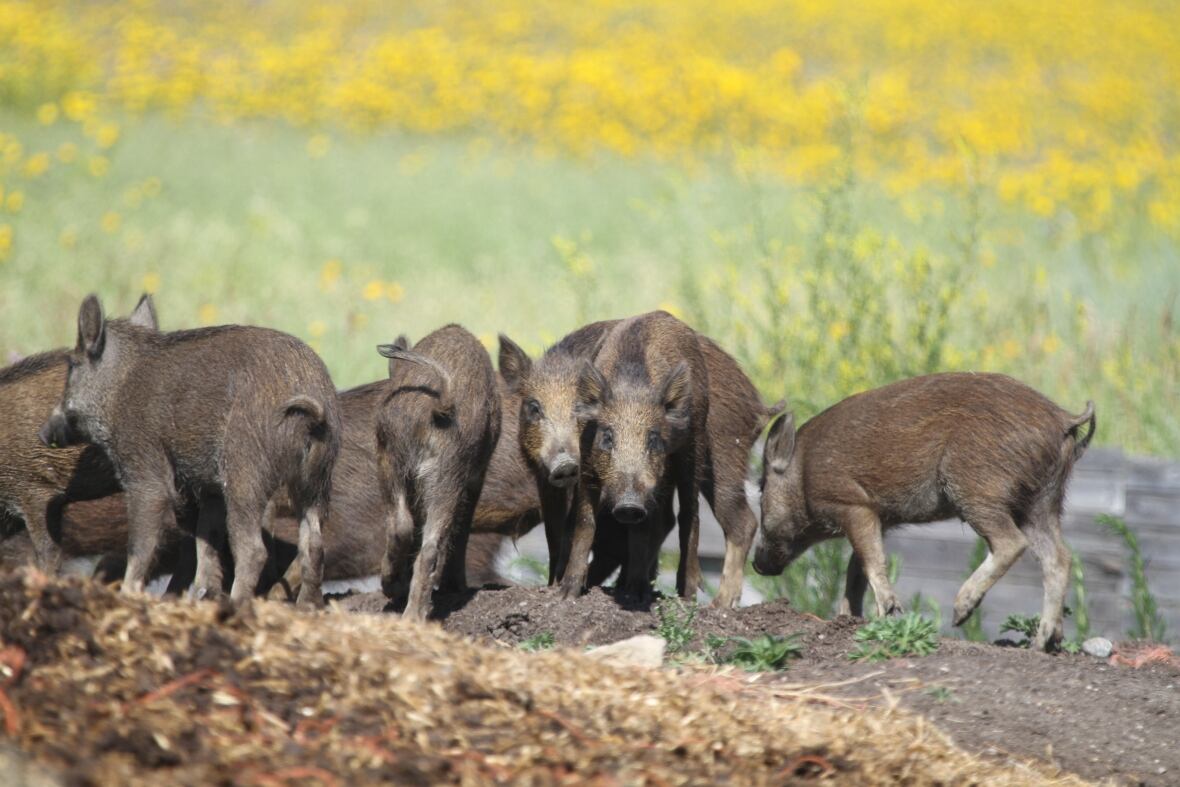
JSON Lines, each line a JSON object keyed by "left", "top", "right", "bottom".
{"left": 839, "top": 506, "right": 900, "bottom": 617}
{"left": 123, "top": 481, "right": 172, "bottom": 595}
{"left": 20, "top": 493, "right": 64, "bottom": 576}
{"left": 539, "top": 483, "right": 570, "bottom": 584}
{"left": 673, "top": 453, "right": 701, "bottom": 599}
{"left": 191, "top": 495, "right": 228, "bottom": 601}
{"left": 838, "top": 550, "right": 868, "bottom": 617}
{"left": 559, "top": 486, "right": 597, "bottom": 599}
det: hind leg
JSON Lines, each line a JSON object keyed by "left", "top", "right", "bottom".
{"left": 191, "top": 495, "right": 227, "bottom": 601}
{"left": 404, "top": 491, "right": 457, "bottom": 621}
{"left": 123, "top": 482, "right": 172, "bottom": 595}
{"left": 381, "top": 487, "right": 415, "bottom": 603}
{"left": 225, "top": 498, "right": 268, "bottom": 605}
{"left": 1023, "top": 502, "right": 1071, "bottom": 651}
{"left": 953, "top": 509, "right": 1028, "bottom": 627}
{"left": 294, "top": 504, "right": 325, "bottom": 608}
{"left": 711, "top": 494, "right": 757, "bottom": 608}
{"left": 673, "top": 453, "right": 702, "bottom": 599}
{"left": 440, "top": 480, "right": 482, "bottom": 593}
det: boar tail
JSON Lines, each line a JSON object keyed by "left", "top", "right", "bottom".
{"left": 281, "top": 394, "right": 325, "bottom": 425}
{"left": 380, "top": 347, "right": 455, "bottom": 420}
{"left": 1066, "top": 400, "right": 1096, "bottom": 460}
{"left": 755, "top": 399, "right": 788, "bottom": 434}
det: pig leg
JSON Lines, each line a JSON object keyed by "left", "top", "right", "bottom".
{"left": 952, "top": 510, "right": 1028, "bottom": 627}
{"left": 123, "top": 484, "right": 171, "bottom": 595}
{"left": 1023, "top": 504, "right": 1071, "bottom": 651}
{"left": 18, "top": 494, "right": 64, "bottom": 575}
{"left": 441, "top": 474, "right": 485, "bottom": 593}
{"left": 540, "top": 484, "right": 570, "bottom": 585}
{"left": 191, "top": 495, "right": 227, "bottom": 601}
{"left": 838, "top": 552, "right": 868, "bottom": 617}
{"left": 381, "top": 488, "right": 415, "bottom": 602}
{"left": 403, "top": 490, "right": 457, "bottom": 622}
{"left": 711, "top": 495, "right": 757, "bottom": 609}
{"left": 839, "top": 506, "right": 900, "bottom": 617}
{"left": 621, "top": 519, "right": 661, "bottom": 600}
{"left": 294, "top": 504, "right": 325, "bottom": 608}
{"left": 226, "top": 498, "right": 268, "bottom": 605}
{"left": 559, "top": 487, "right": 598, "bottom": 600}
{"left": 673, "top": 453, "right": 702, "bottom": 599}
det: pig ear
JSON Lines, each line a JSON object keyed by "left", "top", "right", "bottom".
{"left": 575, "top": 360, "right": 611, "bottom": 422}
{"left": 764, "top": 412, "right": 796, "bottom": 474}
{"left": 498, "top": 334, "right": 532, "bottom": 392}
{"left": 391, "top": 334, "right": 410, "bottom": 351}
{"left": 77, "top": 295, "right": 106, "bottom": 360}
{"left": 128, "top": 293, "right": 159, "bottom": 330}
{"left": 658, "top": 361, "right": 691, "bottom": 431}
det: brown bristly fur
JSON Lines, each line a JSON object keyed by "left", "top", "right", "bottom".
{"left": 375, "top": 324, "right": 501, "bottom": 621}
{"left": 755, "top": 372, "right": 1096, "bottom": 651}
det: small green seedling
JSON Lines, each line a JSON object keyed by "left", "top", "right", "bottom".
{"left": 849, "top": 612, "right": 939, "bottom": 662}
{"left": 724, "top": 634, "right": 804, "bottom": 672}
{"left": 519, "top": 632, "right": 555, "bottom": 652}
{"left": 655, "top": 598, "right": 698, "bottom": 656}
{"left": 925, "top": 686, "right": 957, "bottom": 704}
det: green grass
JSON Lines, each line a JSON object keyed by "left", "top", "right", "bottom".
{"left": 2, "top": 109, "right": 1178, "bottom": 456}
{"left": 519, "top": 632, "right": 555, "bottom": 652}
{"left": 1098, "top": 515, "right": 1168, "bottom": 642}
{"left": 654, "top": 598, "right": 697, "bottom": 656}
{"left": 719, "top": 634, "right": 804, "bottom": 672}
{"left": 849, "top": 613, "right": 940, "bottom": 662}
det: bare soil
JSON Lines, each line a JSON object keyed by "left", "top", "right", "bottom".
{"left": 338, "top": 584, "right": 1180, "bottom": 785}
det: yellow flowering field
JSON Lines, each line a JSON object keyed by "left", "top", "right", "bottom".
{"left": 0, "top": 0, "right": 1177, "bottom": 454}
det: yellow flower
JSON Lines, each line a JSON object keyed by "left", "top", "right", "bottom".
{"left": 100, "top": 211, "right": 121, "bottom": 233}
{"left": 362, "top": 280, "right": 384, "bottom": 300}
{"left": 1001, "top": 339, "right": 1020, "bottom": 360}
{"left": 6, "top": 191, "right": 24, "bottom": 213}
{"left": 319, "top": 259, "right": 342, "bottom": 290}
{"left": 96, "top": 123, "right": 120, "bottom": 149}
{"left": 59, "top": 228, "right": 78, "bottom": 250}
{"left": 827, "top": 321, "right": 850, "bottom": 342}
{"left": 308, "top": 319, "right": 327, "bottom": 338}
{"left": 36, "top": 103, "right": 59, "bottom": 125}
{"left": 657, "top": 300, "right": 682, "bottom": 320}
{"left": 23, "top": 153, "right": 49, "bottom": 177}
{"left": 0, "top": 223, "right": 12, "bottom": 261}
{"left": 198, "top": 303, "right": 218, "bottom": 325}
{"left": 307, "top": 133, "right": 331, "bottom": 158}
{"left": 88, "top": 156, "right": 110, "bottom": 178}
{"left": 142, "top": 272, "right": 161, "bottom": 293}
{"left": 1042, "top": 334, "right": 1060, "bottom": 355}
{"left": 385, "top": 282, "right": 405, "bottom": 303}
{"left": 57, "top": 142, "right": 78, "bottom": 163}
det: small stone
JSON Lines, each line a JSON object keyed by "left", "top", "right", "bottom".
{"left": 1082, "top": 637, "right": 1113, "bottom": 659}
{"left": 585, "top": 635, "right": 666, "bottom": 668}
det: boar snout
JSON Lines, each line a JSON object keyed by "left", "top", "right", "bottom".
{"left": 548, "top": 453, "right": 579, "bottom": 488}
{"left": 612, "top": 494, "right": 648, "bottom": 525}
{"left": 752, "top": 542, "right": 788, "bottom": 576}
{"left": 39, "top": 407, "right": 76, "bottom": 449}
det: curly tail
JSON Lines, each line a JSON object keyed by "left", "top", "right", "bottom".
{"left": 377, "top": 344, "right": 455, "bottom": 419}
{"left": 277, "top": 394, "right": 337, "bottom": 510}
{"left": 1067, "top": 400, "right": 1096, "bottom": 461}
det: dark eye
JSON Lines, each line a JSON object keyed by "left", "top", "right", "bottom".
{"left": 646, "top": 430, "right": 664, "bottom": 453}
{"left": 598, "top": 426, "right": 614, "bottom": 451}
{"left": 524, "top": 399, "right": 542, "bottom": 421}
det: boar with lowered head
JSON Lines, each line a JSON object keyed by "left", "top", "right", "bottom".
{"left": 375, "top": 325, "right": 501, "bottom": 621}
{"left": 753, "top": 372, "right": 1096, "bottom": 651}
{"left": 563, "top": 311, "right": 709, "bottom": 600}
{"left": 1, "top": 296, "right": 158, "bottom": 573}
{"left": 40, "top": 294, "right": 341, "bottom": 606}
{"left": 500, "top": 323, "right": 779, "bottom": 605}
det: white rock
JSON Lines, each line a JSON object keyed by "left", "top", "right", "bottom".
{"left": 1082, "top": 637, "right": 1113, "bottom": 659}
{"left": 585, "top": 635, "right": 666, "bottom": 668}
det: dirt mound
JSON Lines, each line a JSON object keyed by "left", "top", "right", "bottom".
{"left": 0, "top": 570, "right": 1080, "bottom": 785}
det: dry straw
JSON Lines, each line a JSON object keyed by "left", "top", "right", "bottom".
{"left": 0, "top": 570, "right": 1088, "bottom": 785}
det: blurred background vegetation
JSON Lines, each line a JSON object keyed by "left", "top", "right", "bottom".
{"left": 1, "top": 0, "right": 1177, "bottom": 456}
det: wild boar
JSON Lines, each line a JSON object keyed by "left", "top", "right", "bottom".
{"left": 375, "top": 326, "right": 501, "bottom": 620}
{"left": 40, "top": 294, "right": 340, "bottom": 606}
{"left": 753, "top": 372, "right": 1096, "bottom": 651}
{"left": 264, "top": 375, "right": 519, "bottom": 599}
{"left": 565, "top": 311, "right": 709, "bottom": 600}
{"left": 0, "top": 296, "right": 157, "bottom": 573}
{"left": 500, "top": 323, "right": 780, "bottom": 605}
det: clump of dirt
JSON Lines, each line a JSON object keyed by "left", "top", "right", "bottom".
{"left": 0, "top": 570, "right": 1082, "bottom": 786}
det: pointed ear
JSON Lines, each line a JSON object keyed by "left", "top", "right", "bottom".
{"left": 575, "top": 360, "right": 610, "bottom": 423}
{"left": 498, "top": 334, "right": 532, "bottom": 392}
{"left": 128, "top": 293, "right": 159, "bottom": 330}
{"left": 77, "top": 295, "right": 106, "bottom": 360}
{"left": 659, "top": 361, "right": 691, "bottom": 431}
{"left": 765, "top": 412, "right": 796, "bottom": 474}
{"left": 378, "top": 342, "right": 404, "bottom": 378}
{"left": 392, "top": 334, "right": 410, "bottom": 351}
